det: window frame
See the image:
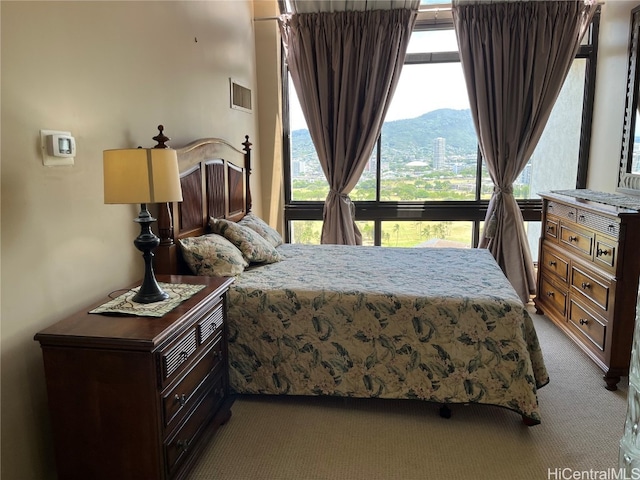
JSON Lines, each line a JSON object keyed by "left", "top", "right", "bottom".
{"left": 281, "top": 10, "right": 600, "bottom": 246}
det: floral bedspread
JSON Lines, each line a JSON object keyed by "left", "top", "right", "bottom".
{"left": 227, "top": 244, "right": 549, "bottom": 423}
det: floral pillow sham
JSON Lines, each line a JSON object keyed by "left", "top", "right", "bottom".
{"left": 179, "top": 234, "right": 248, "bottom": 277}
{"left": 210, "top": 217, "right": 282, "bottom": 264}
{"left": 238, "top": 213, "right": 283, "bottom": 247}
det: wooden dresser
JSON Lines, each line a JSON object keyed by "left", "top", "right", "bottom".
{"left": 535, "top": 191, "right": 640, "bottom": 390}
{"left": 34, "top": 275, "right": 234, "bottom": 480}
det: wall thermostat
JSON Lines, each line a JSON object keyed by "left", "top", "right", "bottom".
{"left": 46, "top": 134, "right": 75, "bottom": 157}
{"left": 40, "top": 130, "right": 76, "bottom": 166}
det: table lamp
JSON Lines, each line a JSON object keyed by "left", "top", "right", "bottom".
{"left": 103, "top": 125, "right": 183, "bottom": 303}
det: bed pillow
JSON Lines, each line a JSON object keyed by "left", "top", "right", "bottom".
{"left": 238, "top": 213, "right": 283, "bottom": 247}
{"left": 178, "top": 234, "right": 248, "bottom": 277}
{"left": 210, "top": 217, "right": 282, "bottom": 264}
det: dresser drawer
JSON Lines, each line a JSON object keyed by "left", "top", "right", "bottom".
{"left": 560, "top": 223, "right": 594, "bottom": 258}
{"left": 539, "top": 275, "right": 568, "bottom": 316}
{"left": 540, "top": 245, "right": 569, "bottom": 283}
{"left": 161, "top": 328, "right": 199, "bottom": 384}
{"left": 544, "top": 216, "right": 559, "bottom": 242}
{"left": 162, "top": 335, "right": 225, "bottom": 431}
{"left": 198, "top": 303, "right": 224, "bottom": 345}
{"left": 593, "top": 236, "right": 617, "bottom": 273}
{"left": 547, "top": 201, "right": 577, "bottom": 222}
{"left": 569, "top": 299, "right": 606, "bottom": 352}
{"left": 164, "top": 374, "right": 227, "bottom": 477}
{"left": 571, "top": 265, "right": 613, "bottom": 313}
{"left": 575, "top": 210, "right": 620, "bottom": 239}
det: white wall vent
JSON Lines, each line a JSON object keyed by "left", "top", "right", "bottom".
{"left": 230, "top": 78, "right": 252, "bottom": 113}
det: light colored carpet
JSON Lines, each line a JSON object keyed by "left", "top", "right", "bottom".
{"left": 187, "top": 309, "right": 629, "bottom": 480}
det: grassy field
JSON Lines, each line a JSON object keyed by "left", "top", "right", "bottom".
{"left": 291, "top": 220, "right": 473, "bottom": 247}
{"left": 377, "top": 221, "right": 472, "bottom": 247}
{"left": 291, "top": 176, "right": 529, "bottom": 203}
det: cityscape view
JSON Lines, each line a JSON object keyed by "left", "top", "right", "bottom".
{"left": 290, "top": 108, "right": 533, "bottom": 203}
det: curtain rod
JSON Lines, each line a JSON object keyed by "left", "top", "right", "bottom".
{"left": 253, "top": 1, "right": 602, "bottom": 21}
{"left": 254, "top": 6, "right": 450, "bottom": 21}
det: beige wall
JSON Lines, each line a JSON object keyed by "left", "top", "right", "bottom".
{"left": 254, "top": 0, "right": 285, "bottom": 231}
{"left": 0, "top": 1, "right": 260, "bottom": 478}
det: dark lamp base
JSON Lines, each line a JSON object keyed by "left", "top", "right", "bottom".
{"left": 132, "top": 204, "right": 169, "bottom": 304}
{"left": 133, "top": 280, "right": 169, "bottom": 304}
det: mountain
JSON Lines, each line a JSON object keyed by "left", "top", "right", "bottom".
{"left": 382, "top": 109, "right": 477, "bottom": 159}
{"left": 291, "top": 108, "right": 478, "bottom": 161}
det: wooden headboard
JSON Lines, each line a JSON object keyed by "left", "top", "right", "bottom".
{"left": 154, "top": 135, "right": 252, "bottom": 275}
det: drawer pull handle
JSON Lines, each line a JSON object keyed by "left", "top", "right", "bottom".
{"left": 579, "top": 318, "right": 589, "bottom": 326}
{"left": 608, "top": 224, "right": 615, "bottom": 232}
{"left": 174, "top": 394, "right": 187, "bottom": 407}
{"left": 546, "top": 291, "right": 554, "bottom": 297}
{"left": 578, "top": 215, "right": 585, "bottom": 222}
{"left": 214, "top": 388, "right": 225, "bottom": 398}
{"left": 568, "top": 236, "right": 578, "bottom": 242}
{"left": 581, "top": 282, "right": 591, "bottom": 289}
{"left": 546, "top": 225, "right": 554, "bottom": 232}
{"left": 596, "top": 248, "right": 610, "bottom": 257}
{"left": 179, "top": 351, "right": 188, "bottom": 362}
{"left": 549, "top": 260, "right": 557, "bottom": 267}
{"left": 177, "top": 439, "right": 191, "bottom": 453}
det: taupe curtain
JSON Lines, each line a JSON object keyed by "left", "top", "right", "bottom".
{"left": 279, "top": 7, "right": 417, "bottom": 244}
{"left": 452, "top": 0, "right": 597, "bottom": 303}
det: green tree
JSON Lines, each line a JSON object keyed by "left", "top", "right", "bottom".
{"left": 393, "top": 223, "right": 400, "bottom": 246}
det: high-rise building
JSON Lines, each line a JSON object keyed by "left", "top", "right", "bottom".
{"left": 433, "top": 137, "right": 446, "bottom": 169}
{"left": 292, "top": 159, "right": 301, "bottom": 177}
{"left": 519, "top": 162, "right": 532, "bottom": 185}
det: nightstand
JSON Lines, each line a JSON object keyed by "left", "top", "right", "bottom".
{"left": 34, "top": 275, "right": 235, "bottom": 480}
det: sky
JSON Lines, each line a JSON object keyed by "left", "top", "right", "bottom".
{"left": 288, "top": 27, "right": 471, "bottom": 131}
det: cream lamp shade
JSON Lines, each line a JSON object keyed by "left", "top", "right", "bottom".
{"left": 103, "top": 148, "right": 183, "bottom": 204}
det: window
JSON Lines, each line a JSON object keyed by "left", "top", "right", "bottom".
{"left": 283, "top": 8, "right": 600, "bottom": 258}
{"left": 378, "top": 60, "right": 474, "bottom": 203}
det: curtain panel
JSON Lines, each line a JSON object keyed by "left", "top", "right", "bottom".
{"left": 452, "top": 0, "right": 597, "bottom": 303}
{"left": 279, "top": 7, "right": 417, "bottom": 244}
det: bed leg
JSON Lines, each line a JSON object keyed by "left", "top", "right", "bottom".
{"left": 439, "top": 404, "right": 452, "bottom": 419}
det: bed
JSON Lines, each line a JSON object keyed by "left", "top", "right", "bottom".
{"left": 154, "top": 133, "right": 549, "bottom": 425}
